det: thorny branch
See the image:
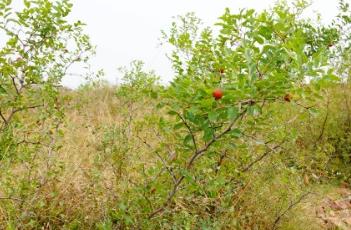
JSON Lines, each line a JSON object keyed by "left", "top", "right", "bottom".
{"left": 175, "top": 111, "right": 198, "bottom": 152}
{"left": 315, "top": 95, "right": 330, "bottom": 146}
{"left": 148, "top": 108, "right": 248, "bottom": 219}
{"left": 272, "top": 191, "right": 311, "bottom": 230}
{"left": 0, "top": 104, "right": 44, "bottom": 132}
{"left": 241, "top": 142, "right": 284, "bottom": 173}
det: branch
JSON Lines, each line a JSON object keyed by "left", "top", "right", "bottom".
{"left": 314, "top": 97, "right": 330, "bottom": 146}
{"left": 241, "top": 143, "right": 282, "bottom": 173}
{"left": 256, "top": 62, "right": 263, "bottom": 79}
{"left": 175, "top": 112, "right": 198, "bottom": 152}
{"left": 155, "top": 151, "right": 177, "bottom": 184}
{"left": 272, "top": 192, "right": 311, "bottom": 230}
{"left": 187, "top": 109, "right": 247, "bottom": 170}
{"left": 0, "top": 104, "right": 43, "bottom": 132}
{"left": 16, "top": 139, "right": 42, "bottom": 146}
{"left": 294, "top": 101, "right": 316, "bottom": 110}
{"left": 9, "top": 103, "right": 43, "bottom": 121}
{"left": 10, "top": 76, "right": 20, "bottom": 95}
{"left": 215, "top": 150, "right": 227, "bottom": 174}
{"left": 136, "top": 134, "right": 177, "bottom": 186}
{"left": 148, "top": 109, "right": 247, "bottom": 219}
{"left": 0, "top": 110, "right": 8, "bottom": 125}
{"left": 0, "top": 197, "right": 22, "bottom": 202}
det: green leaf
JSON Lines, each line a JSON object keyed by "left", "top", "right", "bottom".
{"left": 308, "top": 108, "right": 319, "bottom": 117}
{"left": 247, "top": 105, "right": 261, "bottom": 116}
{"left": 167, "top": 110, "right": 178, "bottom": 116}
{"left": 24, "top": 0, "right": 30, "bottom": 8}
{"left": 173, "top": 122, "right": 183, "bottom": 130}
{"left": 227, "top": 107, "right": 238, "bottom": 120}
{"left": 156, "top": 102, "right": 165, "bottom": 109}
{"left": 208, "top": 111, "right": 218, "bottom": 122}
{"left": 255, "top": 35, "right": 264, "bottom": 44}
{"left": 183, "top": 134, "right": 193, "bottom": 146}
{"left": 322, "top": 74, "right": 340, "bottom": 82}
{"left": 185, "top": 111, "right": 196, "bottom": 123}
{"left": 150, "top": 90, "right": 158, "bottom": 99}
{"left": 228, "top": 128, "right": 241, "bottom": 138}
{"left": 180, "top": 168, "right": 193, "bottom": 182}
{"left": 0, "top": 85, "right": 6, "bottom": 95}
{"left": 203, "top": 128, "right": 214, "bottom": 142}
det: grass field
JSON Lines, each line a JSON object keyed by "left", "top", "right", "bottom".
{"left": 0, "top": 83, "right": 350, "bottom": 229}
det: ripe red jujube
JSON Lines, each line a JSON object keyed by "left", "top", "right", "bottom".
{"left": 212, "top": 88, "right": 223, "bottom": 100}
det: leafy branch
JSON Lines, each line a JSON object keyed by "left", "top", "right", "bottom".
{"left": 148, "top": 108, "right": 247, "bottom": 218}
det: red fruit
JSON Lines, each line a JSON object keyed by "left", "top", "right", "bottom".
{"left": 212, "top": 88, "right": 223, "bottom": 100}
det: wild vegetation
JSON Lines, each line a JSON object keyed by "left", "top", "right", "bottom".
{"left": 1, "top": 0, "right": 351, "bottom": 229}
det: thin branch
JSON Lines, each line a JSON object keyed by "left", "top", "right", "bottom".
{"left": 136, "top": 134, "right": 177, "bottom": 186}
{"left": 294, "top": 101, "right": 316, "bottom": 110}
{"left": 0, "top": 104, "right": 43, "bottom": 132}
{"left": 241, "top": 144, "right": 282, "bottom": 173}
{"left": 16, "top": 139, "right": 42, "bottom": 146}
{"left": 148, "top": 109, "right": 248, "bottom": 219}
{"left": 0, "top": 197, "right": 22, "bottom": 202}
{"left": 175, "top": 112, "right": 198, "bottom": 152}
{"left": 148, "top": 175, "right": 184, "bottom": 219}
{"left": 215, "top": 150, "right": 227, "bottom": 174}
{"left": 0, "top": 110, "right": 8, "bottom": 125}
{"left": 272, "top": 192, "right": 311, "bottom": 230}
{"left": 8, "top": 104, "right": 42, "bottom": 123}
{"left": 256, "top": 62, "right": 263, "bottom": 79}
{"left": 10, "top": 76, "right": 20, "bottom": 95}
{"left": 154, "top": 151, "right": 177, "bottom": 184}
{"left": 315, "top": 96, "right": 330, "bottom": 145}
{"left": 187, "top": 109, "right": 247, "bottom": 170}
{"left": 343, "top": 84, "right": 351, "bottom": 129}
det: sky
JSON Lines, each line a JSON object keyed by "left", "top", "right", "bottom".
{"left": 3, "top": 0, "right": 341, "bottom": 88}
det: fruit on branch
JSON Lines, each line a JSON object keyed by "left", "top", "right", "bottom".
{"left": 212, "top": 88, "right": 223, "bottom": 100}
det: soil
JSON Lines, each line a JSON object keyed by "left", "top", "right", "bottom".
{"left": 315, "top": 187, "right": 351, "bottom": 229}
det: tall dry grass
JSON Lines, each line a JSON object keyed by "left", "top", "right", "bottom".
{"left": 0, "top": 83, "right": 350, "bottom": 229}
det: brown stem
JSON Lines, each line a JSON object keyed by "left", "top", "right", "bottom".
{"left": 272, "top": 192, "right": 311, "bottom": 230}
{"left": 315, "top": 95, "right": 330, "bottom": 146}
{"left": 0, "top": 110, "right": 8, "bottom": 126}
{"left": 241, "top": 144, "right": 282, "bottom": 173}
{"left": 175, "top": 112, "right": 198, "bottom": 152}
{"left": 0, "top": 197, "right": 22, "bottom": 202}
{"left": 215, "top": 150, "right": 227, "bottom": 174}
{"left": 148, "top": 109, "right": 247, "bottom": 219}
{"left": 154, "top": 151, "right": 177, "bottom": 184}
{"left": 0, "top": 104, "right": 43, "bottom": 133}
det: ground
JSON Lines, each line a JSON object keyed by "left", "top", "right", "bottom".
{"left": 303, "top": 184, "right": 351, "bottom": 230}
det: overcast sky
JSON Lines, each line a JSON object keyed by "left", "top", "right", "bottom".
{"left": 5, "top": 1, "right": 341, "bottom": 88}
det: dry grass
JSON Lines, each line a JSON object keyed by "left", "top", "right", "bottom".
{"left": 0, "top": 84, "right": 350, "bottom": 229}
